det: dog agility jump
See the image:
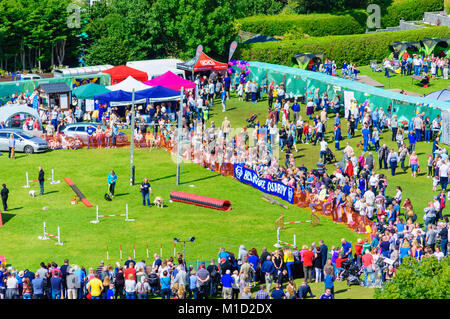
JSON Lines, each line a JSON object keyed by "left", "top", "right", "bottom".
{"left": 274, "top": 212, "right": 320, "bottom": 230}
{"left": 23, "top": 169, "right": 60, "bottom": 188}
{"left": 274, "top": 227, "right": 296, "bottom": 248}
{"left": 38, "top": 222, "right": 63, "bottom": 245}
{"left": 91, "top": 204, "right": 134, "bottom": 224}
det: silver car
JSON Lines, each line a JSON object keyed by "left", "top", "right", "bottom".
{"left": 61, "top": 123, "right": 128, "bottom": 146}
{"left": 0, "top": 129, "right": 49, "bottom": 154}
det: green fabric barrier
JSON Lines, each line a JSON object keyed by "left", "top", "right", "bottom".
{"left": 0, "top": 73, "right": 111, "bottom": 102}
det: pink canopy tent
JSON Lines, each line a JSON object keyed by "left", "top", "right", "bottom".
{"left": 143, "top": 71, "right": 196, "bottom": 91}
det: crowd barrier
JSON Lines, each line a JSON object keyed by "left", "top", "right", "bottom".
{"left": 157, "top": 135, "right": 375, "bottom": 238}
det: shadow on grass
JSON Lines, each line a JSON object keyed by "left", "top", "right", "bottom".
{"left": 114, "top": 193, "right": 129, "bottom": 197}
{"left": 181, "top": 174, "right": 220, "bottom": 185}
{"left": 150, "top": 174, "right": 177, "bottom": 183}
{"left": 44, "top": 190, "right": 59, "bottom": 195}
{"left": 1, "top": 212, "right": 16, "bottom": 224}
{"left": 6, "top": 207, "right": 23, "bottom": 212}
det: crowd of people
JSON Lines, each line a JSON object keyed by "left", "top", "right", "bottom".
{"left": 0, "top": 61, "right": 449, "bottom": 300}
{"left": 382, "top": 52, "right": 449, "bottom": 80}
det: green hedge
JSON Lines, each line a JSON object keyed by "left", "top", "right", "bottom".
{"left": 382, "top": 0, "right": 444, "bottom": 27}
{"left": 444, "top": 0, "right": 450, "bottom": 13}
{"left": 235, "top": 10, "right": 369, "bottom": 38}
{"left": 236, "top": 26, "right": 450, "bottom": 67}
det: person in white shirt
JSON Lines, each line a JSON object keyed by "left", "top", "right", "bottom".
{"left": 364, "top": 189, "right": 375, "bottom": 219}
{"left": 439, "top": 160, "right": 449, "bottom": 191}
{"left": 319, "top": 139, "right": 328, "bottom": 162}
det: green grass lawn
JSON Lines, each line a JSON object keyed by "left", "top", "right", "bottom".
{"left": 358, "top": 65, "right": 449, "bottom": 95}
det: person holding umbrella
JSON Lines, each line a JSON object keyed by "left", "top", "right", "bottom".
{"left": 107, "top": 170, "right": 117, "bottom": 199}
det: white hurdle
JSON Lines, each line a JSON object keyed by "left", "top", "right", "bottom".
{"left": 23, "top": 169, "right": 60, "bottom": 188}
{"left": 38, "top": 221, "right": 63, "bottom": 245}
{"left": 274, "top": 227, "right": 296, "bottom": 248}
{"left": 91, "top": 204, "right": 134, "bottom": 224}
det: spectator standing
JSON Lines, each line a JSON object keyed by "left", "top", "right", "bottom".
{"left": 302, "top": 246, "right": 314, "bottom": 284}
{"left": 38, "top": 166, "right": 45, "bottom": 196}
{"left": 220, "top": 269, "right": 234, "bottom": 299}
{"left": 160, "top": 271, "right": 171, "bottom": 299}
{"left": 31, "top": 273, "right": 44, "bottom": 299}
{"left": 87, "top": 273, "right": 103, "bottom": 300}
{"left": 207, "top": 259, "right": 219, "bottom": 297}
{"left": 50, "top": 272, "right": 63, "bottom": 299}
{"left": 196, "top": 263, "right": 210, "bottom": 299}
{"left": 66, "top": 268, "right": 77, "bottom": 299}
{"left": 1, "top": 184, "right": 9, "bottom": 212}
{"left": 124, "top": 274, "right": 136, "bottom": 299}
{"left": 8, "top": 134, "right": 15, "bottom": 159}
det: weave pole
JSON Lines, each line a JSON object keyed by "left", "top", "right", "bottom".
{"left": 146, "top": 243, "right": 149, "bottom": 258}
{"left": 160, "top": 243, "right": 162, "bottom": 258}
{"left": 120, "top": 245, "right": 123, "bottom": 260}
{"left": 174, "top": 243, "right": 176, "bottom": 258}
{"left": 106, "top": 246, "right": 109, "bottom": 260}
{"left": 133, "top": 244, "right": 136, "bottom": 259}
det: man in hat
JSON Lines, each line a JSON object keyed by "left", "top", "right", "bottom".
{"left": 220, "top": 269, "right": 234, "bottom": 299}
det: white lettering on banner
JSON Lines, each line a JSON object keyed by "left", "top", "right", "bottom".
{"left": 235, "top": 165, "right": 294, "bottom": 204}
{"left": 200, "top": 60, "right": 215, "bottom": 66}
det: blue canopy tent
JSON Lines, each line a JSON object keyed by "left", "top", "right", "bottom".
{"left": 135, "top": 85, "right": 181, "bottom": 102}
{"left": 94, "top": 89, "right": 134, "bottom": 103}
{"left": 425, "top": 89, "right": 450, "bottom": 102}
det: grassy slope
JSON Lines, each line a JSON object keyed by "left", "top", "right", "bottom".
{"left": 358, "top": 65, "right": 450, "bottom": 95}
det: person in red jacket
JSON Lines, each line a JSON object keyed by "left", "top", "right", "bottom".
{"left": 354, "top": 238, "right": 363, "bottom": 267}
{"left": 123, "top": 262, "right": 137, "bottom": 282}
{"left": 302, "top": 247, "right": 314, "bottom": 284}
{"left": 335, "top": 253, "right": 348, "bottom": 280}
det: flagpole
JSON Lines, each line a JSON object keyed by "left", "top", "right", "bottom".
{"left": 176, "top": 87, "right": 184, "bottom": 185}
{"left": 130, "top": 89, "right": 136, "bottom": 186}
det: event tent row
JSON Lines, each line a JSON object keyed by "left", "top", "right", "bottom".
{"left": 243, "top": 61, "right": 450, "bottom": 144}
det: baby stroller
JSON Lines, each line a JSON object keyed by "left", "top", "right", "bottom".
{"left": 246, "top": 113, "right": 258, "bottom": 128}
{"left": 341, "top": 260, "right": 364, "bottom": 287}
{"left": 324, "top": 147, "right": 337, "bottom": 164}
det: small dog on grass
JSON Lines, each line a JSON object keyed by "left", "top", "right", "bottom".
{"left": 29, "top": 190, "right": 36, "bottom": 197}
{"left": 153, "top": 196, "right": 164, "bottom": 208}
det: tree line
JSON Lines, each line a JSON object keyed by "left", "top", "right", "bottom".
{"left": 0, "top": 0, "right": 395, "bottom": 73}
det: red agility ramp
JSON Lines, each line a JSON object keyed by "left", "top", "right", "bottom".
{"left": 170, "top": 191, "right": 231, "bottom": 211}
{"left": 64, "top": 178, "right": 93, "bottom": 207}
